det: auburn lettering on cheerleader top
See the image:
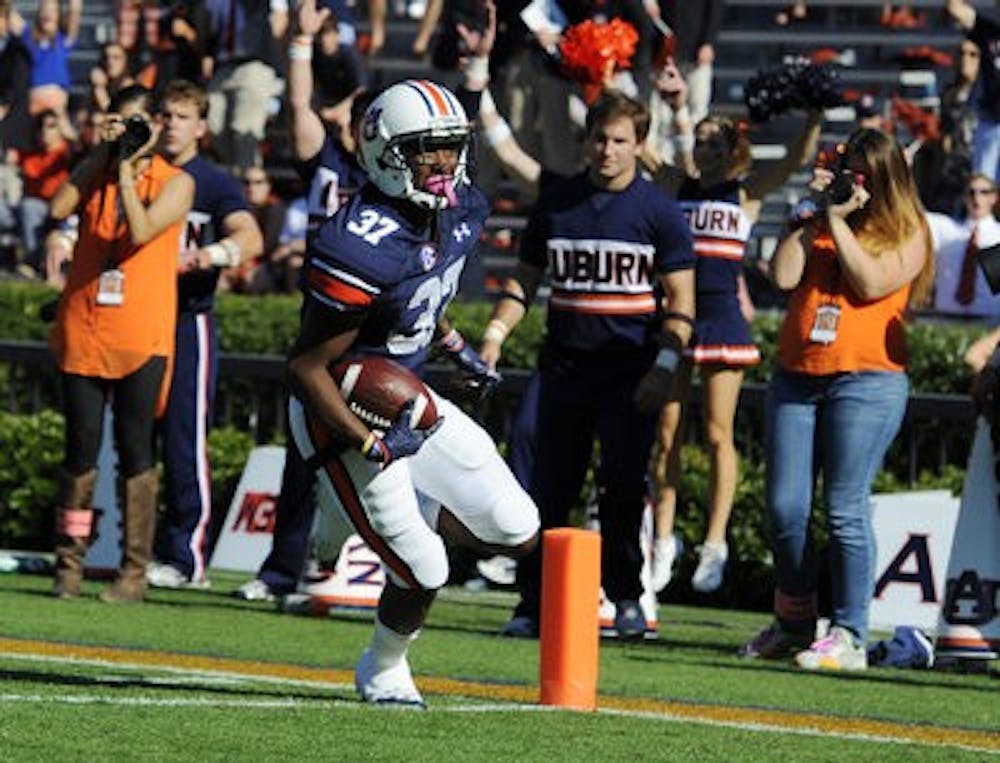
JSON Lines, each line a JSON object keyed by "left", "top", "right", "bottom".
{"left": 304, "top": 181, "right": 490, "bottom": 373}
{"left": 520, "top": 170, "right": 694, "bottom": 353}
{"left": 778, "top": 232, "right": 910, "bottom": 374}
{"left": 679, "top": 178, "right": 753, "bottom": 294}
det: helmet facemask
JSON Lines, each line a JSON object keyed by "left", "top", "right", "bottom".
{"left": 384, "top": 130, "right": 470, "bottom": 210}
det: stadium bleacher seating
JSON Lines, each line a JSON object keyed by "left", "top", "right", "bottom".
{"left": 13, "top": 0, "right": 991, "bottom": 289}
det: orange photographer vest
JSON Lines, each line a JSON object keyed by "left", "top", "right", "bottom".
{"left": 51, "top": 155, "right": 183, "bottom": 384}
{"left": 777, "top": 233, "right": 910, "bottom": 374}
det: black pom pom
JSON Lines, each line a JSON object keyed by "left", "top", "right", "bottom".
{"left": 744, "top": 61, "right": 845, "bottom": 123}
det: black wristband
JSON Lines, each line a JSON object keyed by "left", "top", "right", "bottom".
{"left": 663, "top": 311, "right": 694, "bottom": 327}
{"left": 498, "top": 290, "right": 529, "bottom": 308}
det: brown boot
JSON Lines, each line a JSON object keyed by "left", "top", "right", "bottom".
{"left": 101, "top": 469, "right": 158, "bottom": 604}
{"left": 52, "top": 469, "right": 98, "bottom": 599}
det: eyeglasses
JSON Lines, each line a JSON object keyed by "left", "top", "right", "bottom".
{"left": 967, "top": 187, "right": 997, "bottom": 197}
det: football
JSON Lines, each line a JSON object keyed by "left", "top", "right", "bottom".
{"left": 330, "top": 356, "right": 439, "bottom": 431}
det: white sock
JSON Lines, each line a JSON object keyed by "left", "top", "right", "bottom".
{"left": 370, "top": 616, "right": 419, "bottom": 670}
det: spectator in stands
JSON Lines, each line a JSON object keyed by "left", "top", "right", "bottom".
{"left": 114, "top": 0, "right": 156, "bottom": 59}
{"left": 495, "top": 1, "right": 581, "bottom": 178}
{"left": 928, "top": 173, "right": 1000, "bottom": 324}
{"left": 89, "top": 43, "right": 137, "bottom": 115}
{"left": 321, "top": 0, "right": 386, "bottom": 57}
{"left": 646, "top": 65, "right": 823, "bottom": 595}
{"left": 310, "top": 13, "right": 367, "bottom": 128}
{"left": 741, "top": 128, "right": 933, "bottom": 671}
{"left": 855, "top": 94, "right": 887, "bottom": 133}
{"left": 225, "top": 165, "right": 289, "bottom": 294}
{"left": 272, "top": 193, "right": 307, "bottom": 292}
{"left": 11, "top": 0, "right": 82, "bottom": 117}
{"left": 47, "top": 84, "right": 195, "bottom": 602}
{"left": 947, "top": 0, "right": 1000, "bottom": 183}
{"left": 147, "top": 0, "right": 210, "bottom": 91}
{"left": 145, "top": 79, "right": 262, "bottom": 591}
{"left": 203, "top": 0, "right": 287, "bottom": 168}
{"left": 912, "top": 37, "right": 981, "bottom": 216}
{"left": 8, "top": 108, "right": 74, "bottom": 271}
{"left": 659, "top": 0, "right": 724, "bottom": 124}
{"left": 0, "top": 1, "right": 35, "bottom": 154}
{"left": 881, "top": 3, "right": 923, "bottom": 29}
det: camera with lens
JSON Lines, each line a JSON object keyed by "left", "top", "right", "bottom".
{"left": 788, "top": 153, "right": 861, "bottom": 228}
{"left": 823, "top": 169, "right": 857, "bottom": 207}
{"left": 112, "top": 115, "right": 152, "bottom": 160}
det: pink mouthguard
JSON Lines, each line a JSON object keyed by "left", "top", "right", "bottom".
{"left": 423, "top": 174, "right": 458, "bottom": 207}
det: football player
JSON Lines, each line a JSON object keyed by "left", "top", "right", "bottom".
{"left": 286, "top": 78, "right": 540, "bottom": 708}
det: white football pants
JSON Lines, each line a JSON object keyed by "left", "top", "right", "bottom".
{"left": 289, "top": 392, "right": 539, "bottom": 591}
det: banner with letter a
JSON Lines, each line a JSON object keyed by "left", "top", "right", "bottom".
{"left": 868, "top": 490, "right": 960, "bottom": 634}
{"left": 935, "top": 419, "right": 1000, "bottom": 659}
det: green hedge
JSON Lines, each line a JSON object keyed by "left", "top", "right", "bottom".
{"left": 0, "top": 282, "right": 987, "bottom": 392}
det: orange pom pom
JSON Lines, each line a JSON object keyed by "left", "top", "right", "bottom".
{"left": 559, "top": 18, "right": 639, "bottom": 94}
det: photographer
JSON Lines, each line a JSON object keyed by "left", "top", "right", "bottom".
{"left": 47, "top": 84, "right": 195, "bottom": 603}
{"left": 741, "top": 128, "right": 934, "bottom": 671}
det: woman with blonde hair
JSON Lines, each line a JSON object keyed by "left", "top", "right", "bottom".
{"left": 741, "top": 128, "right": 933, "bottom": 670}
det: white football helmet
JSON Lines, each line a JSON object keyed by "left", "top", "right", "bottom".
{"left": 359, "top": 80, "right": 471, "bottom": 210}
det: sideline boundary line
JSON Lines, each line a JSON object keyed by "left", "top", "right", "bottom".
{"left": 0, "top": 637, "right": 997, "bottom": 755}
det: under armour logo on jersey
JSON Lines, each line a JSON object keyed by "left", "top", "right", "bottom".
{"left": 452, "top": 222, "right": 472, "bottom": 243}
{"left": 419, "top": 244, "right": 438, "bottom": 271}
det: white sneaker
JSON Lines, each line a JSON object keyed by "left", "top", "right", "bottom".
{"left": 795, "top": 626, "right": 867, "bottom": 671}
{"left": 233, "top": 578, "right": 275, "bottom": 602}
{"left": 475, "top": 555, "right": 516, "bottom": 586}
{"left": 146, "top": 562, "right": 210, "bottom": 589}
{"left": 651, "top": 534, "right": 682, "bottom": 593}
{"left": 691, "top": 542, "right": 728, "bottom": 593}
{"left": 354, "top": 648, "right": 426, "bottom": 708}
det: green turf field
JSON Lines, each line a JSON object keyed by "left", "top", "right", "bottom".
{"left": 0, "top": 570, "right": 996, "bottom": 761}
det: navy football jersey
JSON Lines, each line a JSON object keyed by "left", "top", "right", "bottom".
{"left": 678, "top": 178, "right": 753, "bottom": 296}
{"left": 296, "top": 134, "right": 368, "bottom": 241}
{"left": 179, "top": 155, "right": 250, "bottom": 313}
{"left": 303, "top": 181, "right": 490, "bottom": 373}
{"left": 519, "top": 170, "right": 694, "bottom": 353}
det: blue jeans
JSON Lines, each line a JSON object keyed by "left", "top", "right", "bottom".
{"left": 765, "top": 369, "right": 908, "bottom": 644}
